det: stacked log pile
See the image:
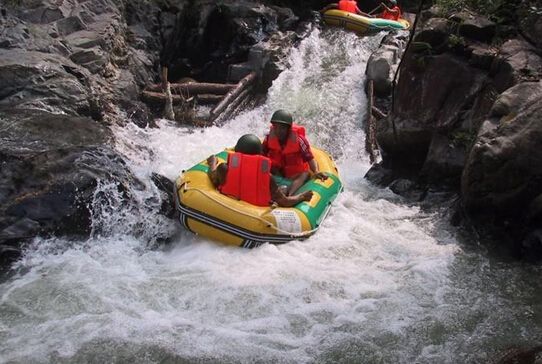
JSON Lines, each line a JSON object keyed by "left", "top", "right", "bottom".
{"left": 141, "top": 72, "right": 257, "bottom": 125}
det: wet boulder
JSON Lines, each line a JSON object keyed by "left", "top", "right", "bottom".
{"left": 449, "top": 10, "right": 496, "bottom": 43}
{"left": 366, "top": 33, "right": 408, "bottom": 97}
{"left": 462, "top": 81, "right": 542, "bottom": 213}
{"left": 0, "top": 49, "right": 95, "bottom": 116}
{"left": 517, "top": 3, "right": 542, "bottom": 52}
{"left": 377, "top": 53, "right": 488, "bottom": 168}
{"left": 0, "top": 109, "right": 135, "bottom": 269}
{"left": 2, "top": 0, "right": 163, "bottom": 123}
{"left": 462, "top": 81, "right": 542, "bottom": 255}
{"left": 413, "top": 17, "right": 451, "bottom": 54}
{"left": 492, "top": 38, "right": 542, "bottom": 93}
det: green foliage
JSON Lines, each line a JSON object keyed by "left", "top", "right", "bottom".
{"left": 450, "top": 130, "right": 476, "bottom": 148}
{"left": 411, "top": 41, "right": 433, "bottom": 54}
{"left": 434, "top": 0, "right": 517, "bottom": 22}
{"left": 410, "top": 42, "right": 433, "bottom": 70}
{"left": 4, "top": 0, "right": 23, "bottom": 6}
{"left": 448, "top": 34, "right": 466, "bottom": 47}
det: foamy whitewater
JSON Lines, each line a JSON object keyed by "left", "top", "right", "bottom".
{"left": 1, "top": 29, "right": 541, "bottom": 364}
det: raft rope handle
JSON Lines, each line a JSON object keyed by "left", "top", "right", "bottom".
{"left": 182, "top": 183, "right": 321, "bottom": 237}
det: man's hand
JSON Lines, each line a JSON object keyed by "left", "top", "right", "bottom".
{"left": 313, "top": 172, "right": 328, "bottom": 181}
{"left": 207, "top": 155, "right": 217, "bottom": 169}
{"left": 300, "top": 190, "right": 314, "bottom": 202}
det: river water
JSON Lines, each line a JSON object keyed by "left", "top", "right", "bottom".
{"left": 1, "top": 29, "right": 541, "bottom": 364}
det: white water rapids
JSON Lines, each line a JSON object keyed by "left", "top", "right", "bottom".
{"left": 1, "top": 29, "right": 541, "bottom": 364}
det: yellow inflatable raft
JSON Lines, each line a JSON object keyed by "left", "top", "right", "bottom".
{"left": 174, "top": 147, "right": 343, "bottom": 248}
{"left": 322, "top": 9, "right": 410, "bottom": 35}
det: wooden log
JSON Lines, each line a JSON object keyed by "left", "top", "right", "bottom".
{"left": 142, "top": 91, "right": 189, "bottom": 105}
{"left": 196, "top": 94, "right": 224, "bottom": 105}
{"left": 365, "top": 80, "right": 377, "bottom": 164}
{"left": 212, "top": 86, "right": 253, "bottom": 125}
{"left": 372, "top": 106, "right": 387, "bottom": 119}
{"left": 162, "top": 67, "right": 175, "bottom": 120}
{"left": 142, "top": 91, "right": 224, "bottom": 104}
{"left": 146, "top": 82, "right": 236, "bottom": 95}
{"left": 210, "top": 72, "right": 256, "bottom": 121}
{"left": 161, "top": 67, "right": 167, "bottom": 90}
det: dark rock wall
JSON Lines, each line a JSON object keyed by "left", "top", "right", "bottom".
{"left": 370, "top": 5, "right": 542, "bottom": 258}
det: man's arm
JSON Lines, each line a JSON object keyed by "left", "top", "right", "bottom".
{"left": 207, "top": 155, "right": 225, "bottom": 188}
{"left": 356, "top": 6, "right": 373, "bottom": 17}
{"left": 298, "top": 135, "right": 328, "bottom": 180}
{"left": 381, "top": 3, "right": 395, "bottom": 12}
{"left": 368, "top": 4, "right": 383, "bottom": 14}
{"left": 308, "top": 159, "right": 328, "bottom": 181}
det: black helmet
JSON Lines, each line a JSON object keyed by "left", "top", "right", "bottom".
{"left": 234, "top": 134, "right": 262, "bottom": 155}
{"left": 389, "top": 0, "right": 397, "bottom": 4}
{"left": 270, "top": 109, "right": 293, "bottom": 126}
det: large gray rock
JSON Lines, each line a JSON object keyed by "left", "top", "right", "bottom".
{"left": 420, "top": 132, "right": 469, "bottom": 187}
{"left": 0, "top": 49, "right": 94, "bottom": 116}
{"left": 377, "top": 53, "right": 487, "bottom": 160}
{"left": 518, "top": 3, "right": 542, "bottom": 52}
{"left": 413, "top": 17, "right": 450, "bottom": 52}
{"left": 449, "top": 10, "right": 496, "bottom": 43}
{"left": 366, "top": 32, "right": 408, "bottom": 97}
{"left": 366, "top": 48, "right": 395, "bottom": 96}
{"left": 492, "top": 38, "right": 542, "bottom": 93}
{"left": 0, "top": 108, "right": 133, "bottom": 266}
{"left": 462, "top": 81, "right": 542, "bottom": 217}
{"left": 0, "top": 12, "right": 70, "bottom": 53}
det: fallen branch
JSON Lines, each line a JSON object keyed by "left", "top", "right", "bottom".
{"left": 146, "top": 82, "right": 235, "bottom": 95}
{"left": 142, "top": 91, "right": 221, "bottom": 105}
{"left": 365, "top": 80, "right": 378, "bottom": 164}
{"left": 372, "top": 106, "right": 387, "bottom": 119}
{"left": 210, "top": 72, "right": 256, "bottom": 121}
{"left": 212, "top": 86, "right": 253, "bottom": 125}
{"left": 162, "top": 67, "right": 175, "bottom": 120}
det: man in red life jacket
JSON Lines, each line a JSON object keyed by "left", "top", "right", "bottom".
{"left": 262, "top": 110, "right": 328, "bottom": 196}
{"left": 207, "top": 134, "right": 313, "bottom": 207}
{"left": 375, "top": 0, "right": 402, "bottom": 20}
{"left": 320, "top": 0, "right": 370, "bottom": 16}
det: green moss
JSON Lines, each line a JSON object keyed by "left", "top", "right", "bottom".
{"left": 448, "top": 34, "right": 466, "bottom": 47}
{"left": 434, "top": 0, "right": 517, "bottom": 23}
{"left": 450, "top": 130, "right": 476, "bottom": 148}
{"left": 411, "top": 41, "right": 433, "bottom": 54}
{"left": 4, "top": 0, "right": 23, "bottom": 6}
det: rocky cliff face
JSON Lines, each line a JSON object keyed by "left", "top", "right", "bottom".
{"left": 367, "top": 6, "right": 542, "bottom": 259}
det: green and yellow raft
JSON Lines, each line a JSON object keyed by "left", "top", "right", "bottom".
{"left": 174, "top": 147, "right": 343, "bottom": 248}
{"left": 322, "top": 9, "right": 410, "bottom": 35}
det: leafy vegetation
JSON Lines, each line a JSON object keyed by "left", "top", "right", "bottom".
{"left": 450, "top": 130, "right": 476, "bottom": 148}
{"left": 4, "top": 0, "right": 23, "bottom": 6}
{"left": 448, "top": 34, "right": 466, "bottom": 48}
{"left": 433, "top": 0, "right": 540, "bottom": 25}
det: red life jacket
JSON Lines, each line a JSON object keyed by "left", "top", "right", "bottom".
{"left": 218, "top": 152, "right": 272, "bottom": 207}
{"left": 267, "top": 123, "right": 309, "bottom": 178}
{"left": 338, "top": 0, "right": 358, "bottom": 13}
{"left": 381, "top": 6, "right": 401, "bottom": 20}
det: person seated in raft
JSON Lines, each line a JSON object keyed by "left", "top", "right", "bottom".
{"left": 320, "top": 0, "right": 372, "bottom": 17}
{"left": 369, "top": 0, "right": 402, "bottom": 20}
{"left": 207, "top": 134, "right": 313, "bottom": 208}
{"left": 262, "top": 110, "right": 328, "bottom": 197}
